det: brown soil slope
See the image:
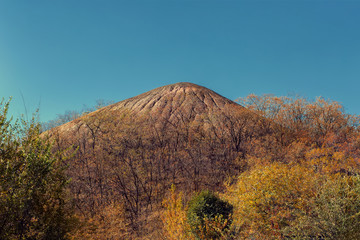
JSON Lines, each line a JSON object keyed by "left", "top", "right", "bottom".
{"left": 49, "top": 82, "right": 250, "bottom": 136}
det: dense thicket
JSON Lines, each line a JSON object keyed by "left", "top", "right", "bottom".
{"left": 44, "top": 94, "right": 360, "bottom": 239}
{"left": 47, "top": 102, "right": 279, "bottom": 237}
{"left": 161, "top": 95, "right": 360, "bottom": 240}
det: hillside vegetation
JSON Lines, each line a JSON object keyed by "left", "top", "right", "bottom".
{"left": 2, "top": 83, "right": 360, "bottom": 239}
{"left": 0, "top": 100, "right": 74, "bottom": 240}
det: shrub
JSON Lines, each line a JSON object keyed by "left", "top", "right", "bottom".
{"left": 186, "top": 190, "right": 233, "bottom": 239}
{"left": 0, "top": 99, "right": 74, "bottom": 240}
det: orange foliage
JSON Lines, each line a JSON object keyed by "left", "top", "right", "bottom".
{"left": 238, "top": 94, "right": 359, "bottom": 147}
{"left": 305, "top": 147, "right": 358, "bottom": 175}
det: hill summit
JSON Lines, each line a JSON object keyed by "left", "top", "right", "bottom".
{"left": 92, "top": 82, "right": 244, "bottom": 120}
{"left": 52, "top": 82, "right": 247, "bottom": 134}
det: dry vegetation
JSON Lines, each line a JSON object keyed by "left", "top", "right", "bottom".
{"left": 19, "top": 83, "right": 360, "bottom": 239}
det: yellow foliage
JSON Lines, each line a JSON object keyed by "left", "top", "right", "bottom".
{"left": 225, "top": 163, "right": 321, "bottom": 239}
{"left": 305, "top": 147, "right": 358, "bottom": 175}
{"left": 195, "top": 214, "right": 233, "bottom": 240}
{"left": 162, "top": 185, "right": 193, "bottom": 240}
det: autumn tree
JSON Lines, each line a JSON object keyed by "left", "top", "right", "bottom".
{"left": 238, "top": 94, "right": 359, "bottom": 147}
{"left": 225, "top": 163, "right": 321, "bottom": 239}
{"left": 162, "top": 185, "right": 190, "bottom": 240}
{"left": 287, "top": 175, "right": 360, "bottom": 240}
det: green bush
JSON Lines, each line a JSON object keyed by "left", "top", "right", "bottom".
{"left": 186, "top": 190, "right": 233, "bottom": 239}
{"left": 0, "top": 99, "right": 74, "bottom": 240}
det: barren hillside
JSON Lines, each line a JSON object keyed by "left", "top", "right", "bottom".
{"left": 49, "top": 82, "right": 249, "bottom": 137}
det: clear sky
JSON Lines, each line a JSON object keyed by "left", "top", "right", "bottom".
{"left": 1, "top": 0, "right": 359, "bottom": 122}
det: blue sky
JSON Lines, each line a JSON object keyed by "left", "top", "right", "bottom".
{"left": 1, "top": 0, "right": 359, "bottom": 122}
